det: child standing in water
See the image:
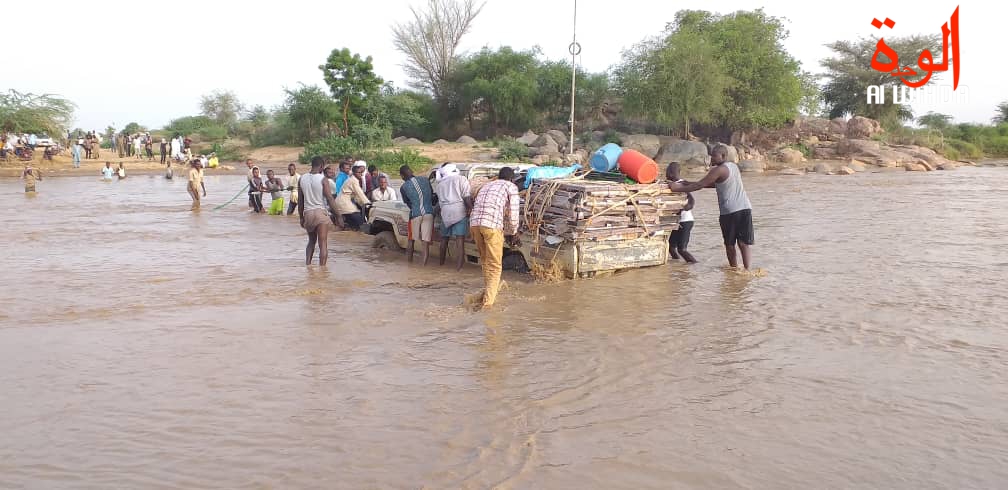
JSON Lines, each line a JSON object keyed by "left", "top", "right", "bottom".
{"left": 249, "top": 166, "right": 266, "bottom": 213}
{"left": 666, "top": 162, "right": 697, "bottom": 264}
{"left": 117, "top": 163, "right": 127, "bottom": 180}
{"left": 23, "top": 166, "right": 41, "bottom": 193}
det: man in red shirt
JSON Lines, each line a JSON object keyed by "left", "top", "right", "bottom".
{"left": 470, "top": 167, "right": 521, "bottom": 308}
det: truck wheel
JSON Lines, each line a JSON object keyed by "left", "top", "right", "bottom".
{"left": 372, "top": 230, "right": 401, "bottom": 250}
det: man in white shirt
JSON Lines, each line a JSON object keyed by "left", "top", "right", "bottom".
{"left": 435, "top": 163, "right": 472, "bottom": 270}
{"left": 371, "top": 175, "right": 397, "bottom": 201}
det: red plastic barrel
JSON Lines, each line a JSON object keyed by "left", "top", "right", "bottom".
{"left": 617, "top": 149, "right": 660, "bottom": 184}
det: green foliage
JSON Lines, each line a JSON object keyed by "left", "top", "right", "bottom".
{"left": 0, "top": 89, "right": 75, "bottom": 135}
{"left": 199, "top": 90, "right": 244, "bottom": 132}
{"left": 281, "top": 84, "right": 342, "bottom": 144}
{"left": 197, "top": 125, "right": 228, "bottom": 142}
{"left": 941, "top": 146, "right": 961, "bottom": 161}
{"left": 536, "top": 60, "right": 612, "bottom": 126}
{"left": 945, "top": 138, "right": 982, "bottom": 159}
{"left": 993, "top": 101, "right": 1008, "bottom": 125}
{"left": 320, "top": 48, "right": 385, "bottom": 136}
{"left": 496, "top": 139, "right": 529, "bottom": 161}
{"left": 350, "top": 123, "right": 393, "bottom": 149}
{"left": 673, "top": 9, "right": 803, "bottom": 129}
{"left": 453, "top": 47, "right": 540, "bottom": 131}
{"left": 300, "top": 136, "right": 362, "bottom": 163}
{"left": 364, "top": 148, "right": 435, "bottom": 173}
{"left": 798, "top": 71, "right": 823, "bottom": 117}
{"left": 615, "top": 30, "right": 729, "bottom": 136}
{"left": 298, "top": 136, "right": 432, "bottom": 173}
{"left": 917, "top": 112, "right": 952, "bottom": 131}
{"left": 122, "top": 122, "right": 145, "bottom": 135}
{"left": 209, "top": 142, "right": 245, "bottom": 161}
{"left": 984, "top": 135, "right": 1008, "bottom": 156}
{"left": 359, "top": 85, "right": 436, "bottom": 140}
{"left": 821, "top": 35, "right": 940, "bottom": 125}
{"left": 164, "top": 115, "right": 214, "bottom": 135}
{"left": 790, "top": 142, "right": 812, "bottom": 158}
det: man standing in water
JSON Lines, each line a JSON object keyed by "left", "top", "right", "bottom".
{"left": 298, "top": 156, "right": 342, "bottom": 266}
{"left": 470, "top": 166, "right": 521, "bottom": 308}
{"left": 435, "top": 163, "right": 473, "bottom": 271}
{"left": 399, "top": 165, "right": 435, "bottom": 265}
{"left": 667, "top": 145, "right": 754, "bottom": 269}
{"left": 187, "top": 160, "right": 206, "bottom": 211}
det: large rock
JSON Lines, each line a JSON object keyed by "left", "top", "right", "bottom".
{"left": 847, "top": 116, "right": 883, "bottom": 139}
{"left": 546, "top": 130, "right": 569, "bottom": 148}
{"left": 813, "top": 146, "right": 838, "bottom": 160}
{"left": 739, "top": 160, "right": 765, "bottom": 173}
{"left": 432, "top": 139, "right": 449, "bottom": 145}
{"left": 529, "top": 134, "right": 560, "bottom": 154}
{"left": 775, "top": 147, "right": 807, "bottom": 165}
{"left": 847, "top": 159, "right": 868, "bottom": 172}
{"left": 904, "top": 162, "right": 928, "bottom": 172}
{"left": 796, "top": 117, "right": 832, "bottom": 139}
{"left": 813, "top": 162, "right": 833, "bottom": 174}
{"left": 837, "top": 139, "right": 881, "bottom": 157}
{"left": 837, "top": 166, "right": 856, "bottom": 175}
{"left": 829, "top": 118, "right": 848, "bottom": 139}
{"left": 396, "top": 138, "right": 423, "bottom": 146}
{"left": 516, "top": 130, "right": 539, "bottom": 146}
{"left": 456, "top": 135, "right": 478, "bottom": 144}
{"left": 621, "top": 134, "right": 662, "bottom": 158}
{"left": 654, "top": 140, "right": 710, "bottom": 167}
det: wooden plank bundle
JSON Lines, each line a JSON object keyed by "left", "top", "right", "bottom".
{"left": 523, "top": 177, "right": 688, "bottom": 242}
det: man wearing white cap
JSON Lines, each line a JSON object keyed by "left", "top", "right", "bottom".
{"left": 352, "top": 160, "right": 373, "bottom": 197}
{"left": 435, "top": 163, "right": 472, "bottom": 270}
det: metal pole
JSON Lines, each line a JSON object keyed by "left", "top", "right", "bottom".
{"left": 568, "top": 0, "right": 579, "bottom": 155}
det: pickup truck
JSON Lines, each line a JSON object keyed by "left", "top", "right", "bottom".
{"left": 363, "top": 162, "right": 670, "bottom": 278}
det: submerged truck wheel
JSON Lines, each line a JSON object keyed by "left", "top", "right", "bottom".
{"left": 372, "top": 230, "right": 401, "bottom": 250}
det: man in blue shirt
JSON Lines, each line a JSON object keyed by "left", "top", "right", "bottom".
{"left": 399, "top": 165, "right": 435, "bottom": 265}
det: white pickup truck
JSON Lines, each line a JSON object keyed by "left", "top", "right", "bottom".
{"left": 363, "top": 163, "right": 670, "bottom": 278}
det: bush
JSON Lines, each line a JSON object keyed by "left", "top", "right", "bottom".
{"left": 197, "top": 125, "right": 228, "bottom": 142}
{"left": 350, "top": 123, "right": 392, "bottom": 149}
{"left": 365, "top": 148, "right": 434, "bottom": 173}
{"left": 164, "top": 115, "right": 215, "bottom": 135}
{"left": 299, "top": 136, "right": 363, "bottom": 163}
{"left": 984, "top": 135, "right": 1008, "bottom": 156}
{"left": 497, "top": 139, "right": 529, "bottom": 161}
{"left": 941, "top": 146, "right": 961, "bottom": 161}
{"left": 945, "top": 138, "right": 983, "bottom": 159}
{"left": 790, "top": 142, "right": 812, "bottom": 158}
{"left": 210, "top": 142, "right": 245, "bottom": 161}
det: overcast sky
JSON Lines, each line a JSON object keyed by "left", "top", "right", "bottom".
{"left": 9, "top": 0, "right": 998, "bottom": 131}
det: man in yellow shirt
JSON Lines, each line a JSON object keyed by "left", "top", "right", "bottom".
{"left": 188, "top": 161, "right": 207, "bottom": 211}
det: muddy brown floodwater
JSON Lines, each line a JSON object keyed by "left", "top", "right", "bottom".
{"left": 1, "top": 167, "right": 1007, "bottom": 489}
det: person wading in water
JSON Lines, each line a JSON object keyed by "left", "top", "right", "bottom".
{"left": 667, "top": 145, "right": 754, "bottom": 269}
{"left": 298, "top": 156, "right": 342, "bottom": 266}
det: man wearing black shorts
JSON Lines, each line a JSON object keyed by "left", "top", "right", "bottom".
{"left": 667, "top": 145, "right": 754, "bottom": 269}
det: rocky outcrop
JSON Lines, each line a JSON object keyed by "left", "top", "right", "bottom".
{"left": 654, "top": 140, "right": 709, "bottom": 167}
{"left": 530, "top": 134, "right": 560, "bottom": 153}
{"left": 904, "top": 162, "right": 928, "bottom": 172}
{"left": 837, "top": 166, "right": 856, "bottom": 175}
{"left": 846, "top": 116, "right": 883, "bottom": 139}
{"left": 516, "top": 130, "right": 539, "bottom": 145}
{"left": 456, "top": 135, "right": 478, "bottom": 144}
{"left": 775, "top": 148, "right": 807, "bottom": 165}
{"left": 621, "top": 134, "right": 662, "bottom": 158}
{"left": 546, "top": 130, "right": 569, "bottom": 149}
{"left": 393, "top": 136, "right": 408, "bottom": 144}
{"left": 396, "top": 138, "right": 424, "bottom": 146}
{"left": 432, "top": 139, "right": 449, "bottom": 145}
{"left": 739, "top": 160, "right": 765, "bottom": 173}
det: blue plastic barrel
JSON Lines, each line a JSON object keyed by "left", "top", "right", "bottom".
{"left": 590, "top": 143, "right": 622, "bottom": 172}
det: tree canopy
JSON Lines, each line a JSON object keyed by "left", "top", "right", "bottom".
{"left": 282, "top": 85, "right": 341, "bottom": 143}
{"left": 0, "top": 90, "right": 75, "bottom": 135}
{"left": 821, "top": 35, "right": 940, "bottom": 127}
{"left": 320, "top": 48, "right": 385, "bottom": 136}
{"left": 993, "top": 101, "right": 1008, "bottom": 125}
{"left": 199, "top": 90, "right": 244, "bottom": 130}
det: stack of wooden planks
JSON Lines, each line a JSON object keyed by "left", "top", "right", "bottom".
{"left": 523, "top": 178, "right": 688, "bottom": 241}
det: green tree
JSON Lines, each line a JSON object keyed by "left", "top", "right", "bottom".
{"left": 320, "top": 48, "right": 385, "bottom": 137}
{"left": 536, "top": 60, "right": 611, "bottom": 127}
{"left": 674, "top": 9, "right": 803, "bottom": 129}
{"left": 361, "top": 85, "right": 436, "bottom": 140}
{"left": 614, "top": 31, "right": 729, "bottom": 137}
{"left": 821, "top": 35, "right": 940, "bottom": 127}
{"left": 993, "top": 101, "right": 1008, "bottom": 124}
{"left": 281, "top": 85, "right": 342, "bottom": 143}
{"left": 392, "top": 0, "right": 485, "bottom": 101}
{"left": 122, "top": 122, "right": 145, "bottom": 135}
{"left": 240, "top": 105, "right": 271, "bottom": 145}
{"left": 798, "top": 71, "right": 823, "bottom": 116}
{"left": 0, "top": 89, "right": 75, "bottom": 135}
{"left": 164, "top": 115, "right": 214, "bottom": 135}
{"left": 199, "top": 90, "right": 244, "bottom": 131}
{"left": 452, "top": 47, "right": 540, "bottom": 132}
{"left": 917, "top": 112, "right": 952, "bottom": 131}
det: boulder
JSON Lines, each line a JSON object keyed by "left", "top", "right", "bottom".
{"left": 847, "top": 116, "right": 883, "bottom": 139}
{"left": 516, "top": 130, "right": 539, "bottom": 146}
{"left": 546, "top": 130, "right": 569, "bottom": 148}
{"left": 654, "top": 140, "right": 709, "bottom": 167}
{"left": 847, "top": 159, "right": 868, "bottom": 172}
{"left": 529, "top": 134, "right": 560, "bottom": 153}
{"left": 621, "top": 134, "right": 662, "bottom": 158}
{"left": 936, "top": 160, "right": 961, "bottom": 170}
{"left": 397, "top": 138, "right": 423, "bottom": 146}
{"left": 917, "top": 159, "right": 935, "bottom": 171}
{"left": 739, "top": 160, "right": 765, "bottom": 173}
{"left": 829, "top": 118, "right": 848, "bottom": 138}
{"left": 456, "top": 135, "right": 478, "bottom": 144}
{"left": 802, "top": 135, "right": 820, "bottom": 146}
{"left": 837, "top": 138, "right": 881, "bottom": 156}
{"left": 904, "top": 162, "right": 928, "bottom": 172}
{"left": 813, "top": 146, "right": 838, "bottom": 160}
{"left": 775, "top": 147, "right": 807, "bottom": 165}
{"left": 813, "top": 162, "right": 833, "bottom": 174}
{"left": 837, "top": 166, "right": 856, "bottom": 175}
{"left": 393, "top": 136, "right": 408, "bottom": 144}
{"left": 432, "top": 139, "right": 449, "bottom": 145}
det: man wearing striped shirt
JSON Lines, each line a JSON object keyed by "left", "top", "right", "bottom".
{"left": 470, "top": 167, "right": 521, "bottom": 308}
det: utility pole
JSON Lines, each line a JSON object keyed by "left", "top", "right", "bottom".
{"left": 568, "top": 0, "right": 580, "bottom": 155}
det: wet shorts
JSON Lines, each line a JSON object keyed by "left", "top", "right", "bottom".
{"left": 410, "top": 214, "right": 434, "bottom": 242}
{"left": 441, "top": 217, "right": 470, "bottom": 238}
{"left": 302, "top": 208, "right": 330, "bottom": 232}
{"left": 669, "top": 220, "right": 693, "bottom": 250}
{"left": 719, "top": 209, "right": 754, "bottom": 246}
